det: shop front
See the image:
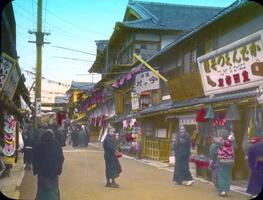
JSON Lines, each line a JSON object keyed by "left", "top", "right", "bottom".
{"left": 0, "top": 52, "right": 29, "bottom": 175}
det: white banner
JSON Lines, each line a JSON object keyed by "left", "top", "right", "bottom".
{"left": 198, "top": 30, "right": 263, "bottom": 96}
{"left": 36, "top": 98, "right": 41, "bottom": 117}
{"left": 134, "top": 71, "right": 160, "bottom": 94}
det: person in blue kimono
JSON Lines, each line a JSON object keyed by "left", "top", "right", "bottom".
{"left": 209, "top": 137, "right": 221, "bottom": 189}
{"left": 247, "top": 141, "right": 263, "bottom": 198}
{"left": 103, "top": 126, "right": 121, "bottom": 188}
{"left": 173, "top": 126, "right": 194, "bottom": 186}
{"left": 33, "top": 129, "right": 64, "bottom": 200}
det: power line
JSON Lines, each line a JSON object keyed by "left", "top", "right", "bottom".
{"left": 13, "top": 3, "right": 104, "bottom": 43}
{"left": 51, "top": 45, "right": 97, "bottom": 56}
{"left": 46, "top": 9, "right": 110, "bottom": 37}
{"left": 52, "top": 56, "right": 95, "bottom": 62}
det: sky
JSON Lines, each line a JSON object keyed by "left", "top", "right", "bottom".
{"left": 10, "top": 0, "right": 236, "bottom": 103}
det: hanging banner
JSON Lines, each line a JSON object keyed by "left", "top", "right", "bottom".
{"left": 197, "top": 30, "right": 263, "bottom": 96}
{"left": 134, "top": 70, "right": 160, "bottom": 94}
{"left": 36, "top": 98, "right": 41, "bottom": 117}
{"left": 0, "top": 52, "right": 16, "bottom": 92}
{"left": 131, "top": 91, "right": 140, "bottom": 111}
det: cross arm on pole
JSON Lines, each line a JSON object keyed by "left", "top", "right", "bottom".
{"left": 133, "top": 53, "right": 168, "bottom": 82}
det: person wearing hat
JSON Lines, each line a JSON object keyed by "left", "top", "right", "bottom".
{"left": 103, "top": 125, "right": 121, "bottom": 188}
{"left": 173, "top": 126, "right": 194, "bottom": 186}
{"left": 33, "top": 129, "right": 64, "bottom": 200}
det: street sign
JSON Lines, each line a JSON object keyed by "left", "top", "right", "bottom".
{"left": 36, "top": 98, "right": 41, "bottom": 117}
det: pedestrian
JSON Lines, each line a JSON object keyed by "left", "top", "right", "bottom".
{"left": 85, "top": 125, "right": 90, "bottom": 147}
{"left": 33, "top": 129, "right": 64, "bottom": 200}
{"left": 78, "top": 125, "right": 86, "bottom": 148}
{"left": 216, "top": 129, "right": 235, "bottom": 196}
{"left": 103, "top": 126, "right": 121, "bottom": 188}
{"left": 67, "top": 126, "right": 72, "bottom": 146}
{"left": 247, "top": 139, "right": 263, "bottom": 198}
{"left": 173, "top": 126, "right": 194, "bottom": 186}
{"left": 209, "top": 137, "right": 222, "bottom": 189}
{"left": 23, "top": 132, "right": 34, "bottom": 170}
{"left": 0, "top": 146, "right": 6, "bottom": 178}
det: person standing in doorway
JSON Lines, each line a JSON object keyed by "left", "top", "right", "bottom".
{"left": 103, "top": 126, "right": 121, "bottom": 188}
{"left": 173, "top": 126, "right": 194, "bottom": 186}
{"left": 33, "top": 129, "right": 64, "bottom": 200}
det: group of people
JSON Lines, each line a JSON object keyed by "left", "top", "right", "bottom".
{"left": 20, "top": 125, "right": 65, "bottom": 200}
{"left": 172, "top": 125, "right": 263, "bottom": 198}
{"left": 67, "top": 125, "right": 90, "bottom": 148}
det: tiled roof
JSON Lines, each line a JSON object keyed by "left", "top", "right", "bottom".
{"left": 141, "top": 88, "right": 259, "bottom": 115}
{"left": 70, "top": 81, "right": 95, "bottom": 91}
{"left": 148, "top": 0, "right": 249, "bottom": 62}
{"left": 119, "top": 1, "right": 223, "bottom": 31}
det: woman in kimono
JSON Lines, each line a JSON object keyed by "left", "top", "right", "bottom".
{"left": 216, "top": 130, "right": 235, "bottom": 196}
{"left": 247, "top": 140, "right": 263, "bottom": 198}
{"left": 33, "top": 129, "right": 64, "bottom": 200}
{"left": 173, "top": 126, "right": 194, "bottom": 186}
{"left": 103, "top": 126, "right": 121, "bottom": 188}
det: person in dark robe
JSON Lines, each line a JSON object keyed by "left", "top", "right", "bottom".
{"left": 173, "top": 126, "right": 194, "bottom": 186}
{"left": 23, "top": 131, "right": 34, "bottom": 170}
{"left": 78, "top": 125, "right": 86, "bottom": 148}
{"left": 247, "top": 140, "right": 263, "bottom": 198}
{"left": 103, "top": 126, "right": 121, "bottom": 188}
{"left": 33, "top": 129, "right": 64, "bottom": 200}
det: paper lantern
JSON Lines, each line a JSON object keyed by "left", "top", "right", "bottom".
{"left": 196, "top": 108, "right": 208, "bottom": 122}
{"left": 225, "top": 105, "right": 240, "bottom": 121}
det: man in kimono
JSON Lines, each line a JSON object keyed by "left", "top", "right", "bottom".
{"left": 103, "top": 126, "right": 121, "bottom": 188}
{"left": 247, "top": 140, "right": 263, "bottom": 198}
{"left": 173, "top": 126, "right": 194, "bottom": 186}
{"left": 33, "top": 129, "right": 64, "bottom": 200}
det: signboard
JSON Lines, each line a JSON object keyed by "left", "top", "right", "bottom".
{"left": 197, "top": 30, "right": 263, "bottom": 96}
{"left": 36, "top": 98, "right": 41, "bottom": 117}
{"left": 178, "top": 114, "right": 197, "bottom": 126}
{"left": 4, "top": 65, "right": 20, "bottom": 99}
{"left": 134, "top": 70, "right": 160, "bottom": 94}
{"left": 131, "top": 91, "right": 140, "bottom": 111}
{"left": 0, "top": 52, "right": 16, "bottom": 91}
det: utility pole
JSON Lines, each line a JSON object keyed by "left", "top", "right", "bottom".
{"left": 28, "top": 0, "right": 50, "bottom": 130}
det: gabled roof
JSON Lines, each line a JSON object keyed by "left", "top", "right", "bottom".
{"left": 148, "top": 0, "right": 251, "bottom": 63}
{"left": 119, "top": 1, "right": 223, "bottom": 31}
{"left": 70, "top": 81, "right": 95, "bottom": 91}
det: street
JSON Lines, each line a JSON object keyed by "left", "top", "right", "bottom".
{"left": 17, "top": 145, "right": 248, "bottom": 200}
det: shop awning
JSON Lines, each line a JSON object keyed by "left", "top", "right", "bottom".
{"left": 140, "top": 88, "right": 259, "bottom": 117}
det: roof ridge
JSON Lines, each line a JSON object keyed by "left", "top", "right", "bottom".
{"left": 133, "top": 0, "right": 225, "bottom": 10}
{"left": 133, "top": 2, "right": 159, "bottom": 23}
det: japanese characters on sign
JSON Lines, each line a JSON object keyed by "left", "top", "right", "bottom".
{"left": 131, "top": 91, "right": 140, "bottom": 111}
{"left": 0, "top": 53, "right": 16, "bottom": 91}
{"left": 197, "top": 30, "right": 263, "bottom": 96}
{"left": 134, "top": 70, "right": 160, "bottom": 94}
{"left": 4, "top": 66, "right": 20, "bottom": 100}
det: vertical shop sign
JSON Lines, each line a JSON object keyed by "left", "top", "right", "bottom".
{"left": 131, "top": 91, "right": 140, "bottom": 111}
{"left": 0, "top": 53, "right": 16, "bottom": 92}
{"left": 36, "top": 98, "right": 41, "bottom": 117}
{"left": 198, "top": 30, "right": 263, "bottom": 95}
{"left": 4, "top": 66, "right": 20, "bottom": 99}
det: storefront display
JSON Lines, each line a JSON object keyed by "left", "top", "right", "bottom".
{"left": 120, "top": 119, "right": 143, "bottom": 157}
{"left": 2, "top": 115, "right": 16, "bottom": 165}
